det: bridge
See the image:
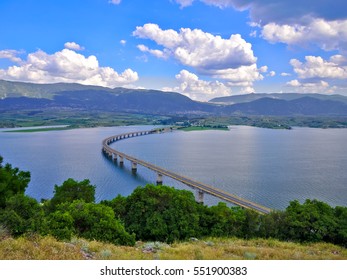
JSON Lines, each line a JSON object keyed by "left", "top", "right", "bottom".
{"left": 102, "top": 128, "right": 272, "bottom": 215}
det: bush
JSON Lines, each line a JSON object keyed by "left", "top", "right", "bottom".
{"left": 282, "top": 199, "right": 337, "bottom": 243}
{"left": 57, "top": 200, "right": 135, "bottom": 246}
{"left": 48, "top": 178, "right": 96, "bottom": 211}
{"left": 0, "top": 156, "right": 30, "bottom": 208}
{"left": 122, "top": 184, "right": 200, "bottom": 243}
{"left": 200, "top": 203, "right": 246, "bottom": 238}
{"left": 46, "top": 211, "right": 75, "bottom": 240}
{"left": 0, "top": 194, "right": 44, "bottom": 236}
{"left": 334, "top": 206, "right": 347, "bottom": 247}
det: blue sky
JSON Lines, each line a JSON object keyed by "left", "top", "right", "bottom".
{"left": 0, "top": 0, "right": 346, "bottom": 101}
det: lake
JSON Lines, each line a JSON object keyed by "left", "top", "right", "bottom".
{"left": 1, "top": 125, "right": 346, "bottom": 210}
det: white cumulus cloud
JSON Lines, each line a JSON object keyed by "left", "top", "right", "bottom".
{"left": 268, "top": 71, "right": 276, "bottom": 77}
{"left": 290, "top": 55, "right": 347, "bottom": 79}
{"left": 175, "top": 1, "right": 347, "bottom": 55}
{"left": 286, "top": 79, "right": 336, "bottom": 93}
{"left": 133, "top": 23, "right": 257, "bottom": 71}
{"left": 209, "top": 64, "right": 264, "bottom": 87}
{"left": 137, "top": 44, "right": 169, "bottom": 59}
{"left": 164, "top": 69, "right": 232, "bottom": 101}
{"left": 0, "top": 47, "right": 138, "bottom": 87}
{"left": 133, "top": 23, "right": 264, "bottom": 90}
{"left": 64, "top": 42, "right": 85, "bottom": 51}
{"left": 262, "top": 18, "right": 347, "bottom": 52}
{"left": 175, "top": 1, "right": 347, "bottom": 24}
{"left": 0, "top": 49, "right": 23, "bottom": 63}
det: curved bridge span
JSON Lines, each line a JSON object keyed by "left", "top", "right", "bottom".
{"left": 102, "top": 128, "right": 272, "bottom": 215}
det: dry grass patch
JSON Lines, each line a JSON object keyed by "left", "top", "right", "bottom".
{"left": 1, "top": 236, "right": 346, "bottom": 260}
{"left": 158, "top": 238, "right": 347, "bottom": 260}
{"left": 0, "top": 235, "right": 84, "bottom": 260}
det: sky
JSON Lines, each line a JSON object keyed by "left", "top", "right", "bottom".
{"left": 0, "top": 0, "right": 347, "bottom": 101}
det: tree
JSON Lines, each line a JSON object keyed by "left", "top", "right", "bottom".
{"left": 283, "top": 199, "right": 337, "bottom": 243}
{"left": 101, "top": 194, "right": 127, "bottom": 219}
{"left": 48, "top": 178, "right": 95, "bottom": 211}
{"left": 259, "top": 210, "right": 286, "bottom": 239}
{"left": 57, "top": 200, "right": 135, "bottom": 245}
{"left": 199, "top": 202, "right": 246, "bottom": 238}
{"left": 45, "top": 211, "right": 75, "bottom": 241}
{"left": 123, "top": 184, "right": 200, "bottom": 242}
{"left": 242, "top": 209, "right": 262, "bottom": 239}
{"left": 0, "top": 194, "right": 43, "bottom": 236}
{"left": 334, "top": 206, "right": 347, "bottom": 247}
{"left": 0, "top": 156, "right": 30, "bottom": 208}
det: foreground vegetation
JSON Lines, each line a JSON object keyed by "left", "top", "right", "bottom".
{"left": 1, "top": 235, "right": 346, "bottom": 260}
{"left": 1, "top": 156, "right": 347, "bottom": 259}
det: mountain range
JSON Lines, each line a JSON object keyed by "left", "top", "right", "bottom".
{"left": 1, "top": 80, "right": 347, "bottom": 116}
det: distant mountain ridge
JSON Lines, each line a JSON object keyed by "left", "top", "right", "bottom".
{"left": 1, "top": 80, "right": 347, "bottom": 116}
{"left": 209, "top": 92, "right": 347, "bottom": 105}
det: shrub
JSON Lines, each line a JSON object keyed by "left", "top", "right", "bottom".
{"left": 57, "top": 200, "right": 135, "bottom": 246}
{"left": 48, "top": 178, "right": 95, "bottom": 211}
{"left": 0, "top": 194, "right": 44, "bottom": 236}
{"left": 0, "top": 156, "right": 30, "bottom": 208}
{"left": 122, "top": 184, "right": 200, "bottom": 243}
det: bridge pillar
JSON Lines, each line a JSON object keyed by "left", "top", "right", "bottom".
{"left": 119, "top": 156, "right": 124, "bottom": 166}
{"left": 156, "top": 173, "right": 163, "bottom": 185}
{"left": 131, "top": 161, "right": 137, "bottom": 173}
{"left": 113, "top": 153, "right": 117, "bottom": 162}
{"left": 196, "top": 190, "right": 204, "bottom": 204}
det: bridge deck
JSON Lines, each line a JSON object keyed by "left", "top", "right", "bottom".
{"left": 102, "top": 129, "right": 272, "bottom": 215}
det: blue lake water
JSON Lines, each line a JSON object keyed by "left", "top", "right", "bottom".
{"left": 0, "top": 125, "right": 346, "bottom": 210}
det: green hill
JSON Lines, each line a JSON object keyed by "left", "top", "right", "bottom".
{"left": 1, "top": 80, "right": 347, "bottom": 116}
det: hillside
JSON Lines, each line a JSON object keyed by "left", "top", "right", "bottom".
{"left": 1, "top": 80, "right": 347, "bottom": 116}
{"left": 210, "top": 92, "right": 347, "bottom": 105}
{"left": 1, "top": 235, "right": 346, "bottom": 260}
{"left": 0, "top": 79, "right": 114, "bottom": 99}
{"left": 221, "top": 97, "right": 347, "bottom": 116}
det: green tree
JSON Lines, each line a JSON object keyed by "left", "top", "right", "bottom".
{"left": 334, "top": 206, "right": 347, "bottom": 247}
{"left": 49, "top": 178, "right": 95, "bottom": 211}
{"left": 242, "top": 209, "right": 262, "bottom": 239}
{"left": 0, "top": 156, "right": 30, "bottom": 208}
{"left": 283, "top": 199, "right": 337, "bottom": 243}
{"left": 199, "top": 203, "right": 246, "bottom": 238}
{"left": 259, "top": 210, "right": 286, "bottom": 239}
{"left": 58, "top": 200, "right": 135, "bottom": 245}
{"left": 45, "top": 211, "right": 75, "bottom": 240}
{"left": 123, "top": 184, "right": 200, "bottom": 243}
{"left": 101, "top": 194, "right": 127, "bottom": 220}
{"left": 0, "top": 194, "right": 43, "bottom": 236}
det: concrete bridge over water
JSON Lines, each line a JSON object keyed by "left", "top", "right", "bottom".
{"left": 102, "top": 128, "right": 272, "bottom": 215}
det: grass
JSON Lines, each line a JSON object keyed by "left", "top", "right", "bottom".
{"left": 1, "top": 235, "right": 346, "bottom": 260}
